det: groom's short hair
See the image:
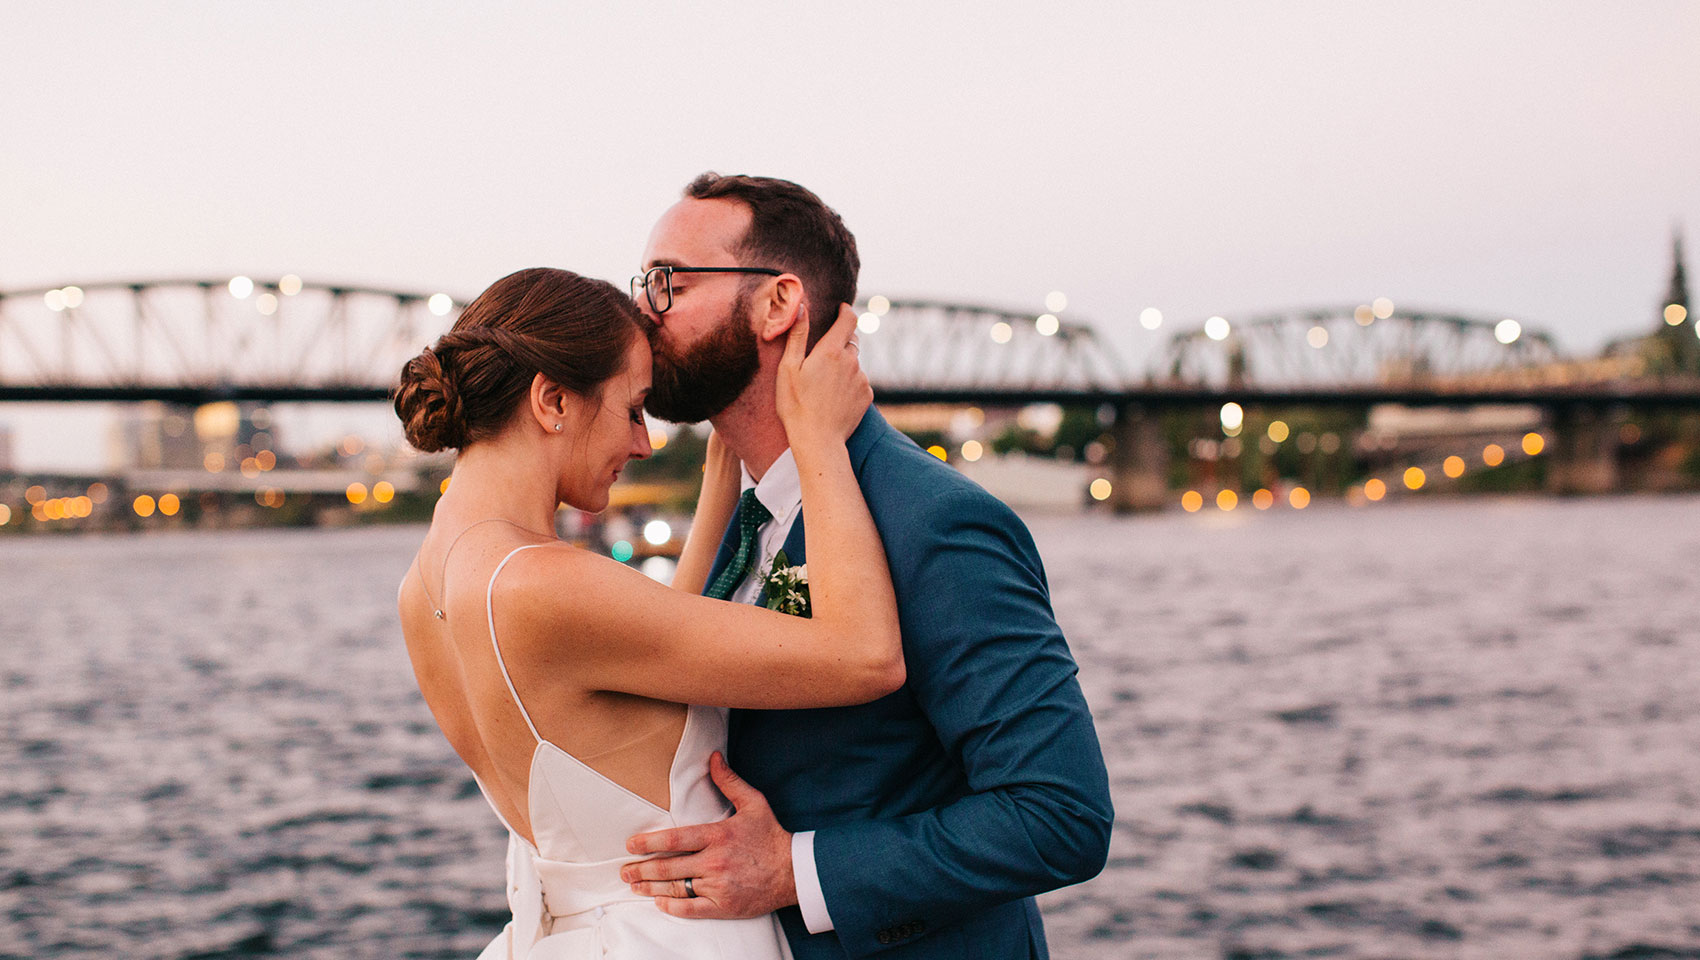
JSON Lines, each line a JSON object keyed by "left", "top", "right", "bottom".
{"left": 684, "top": 172, "right": 859, "bottom": 349}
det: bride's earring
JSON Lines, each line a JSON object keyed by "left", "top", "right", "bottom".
{"left": 553, "top": 423, "right": 563, "bottom": 432}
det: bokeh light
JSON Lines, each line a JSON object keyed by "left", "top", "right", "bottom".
{"left": 1665, "top": 303, "right": 1687, "bottom": 326}
{"left": 1139, "top": 307, "right": 1162, "bottom": 330}
{"left": 346, "top": 482, "right": 368, "bottom": 505}
{"left": 1035, "top": 313, "right": 1060, "bottom": 336}
{"left": 228, "top": 276, "right": 254, "bottom": 299}
{"left": 1495, "top": 318, "right": 1522, "bottom": 344}
{"left": 1089, "top": 478, "right": 1112, "bottom": 501}
{"left": 373, "top": 481, "right": 396, "bottom": 504}
{"left": 961, "top": 440, "right": 983, "bottom": 462}
{"left": 1443, "top": 455, "right": 1466, "bottom": 478}
{"left": 1522, "top": 432, "right": 1545, "bottom": 456}
{"left": 1403, "top": 467, "right": 1426, "bottom": 490}
{"left": 133, "top": 495, "right": 156, "bottom": 517}
{"left": 1181, "top": 490, "right": 1204, "bottom": 512}
{"left": 926, "top": 445, "right": 948, "bottom": 461}
{"left": 989, "top": 321, "right": 1013, "bottom": 344}
{"left": 610, "top": 540, "right": 634, "bottom": 563}
{"left": 1289, "top": 487, "right": 1311, "bottom": 509}
{"left": 1364, "top": 478, "right": 1387, "bottom": 501}
{"left": 1045, "top": 291, "right": 1067, "bottom": 313}
{"left": 1216, "top": 490, "right": 1238, "bottom": 511}
{"left": 1204, "top": 316, "right": 1231, "bottom": 341}
{"left": 1482, "top": 443, "right": 1506, "bottom": 467}
{"left": 428, "top": 293, "right": 454, "bottom": 316}
{"left": 1267, "top": 420, "right": 1290, "bottom": 443}
{"left": 867, "top": 295, "right": 890, "bottom": 316}
{"left": 158, "top": 493, "right": 180, "bottom": 516}
{"left": 1252, "top": 489, "right": 1274, "bottom": 510}
{"left": 643, "top": 520, "right": 672, "bottom": 545}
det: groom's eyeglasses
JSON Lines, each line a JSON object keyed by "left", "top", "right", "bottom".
{"left": 631, "top": 265, "right": 782, "bottom": 315}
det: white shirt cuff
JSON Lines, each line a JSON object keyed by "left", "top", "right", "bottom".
{"left": 791, "top": 830, "right": 835, "bottom": 933}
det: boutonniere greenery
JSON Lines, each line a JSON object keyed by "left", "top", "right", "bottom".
{"left": 759, "top": 550, "right": 811, "bottom": 617}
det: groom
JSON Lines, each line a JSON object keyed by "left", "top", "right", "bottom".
{"left": 622, "top": 173, "right": 1112, "bottom": 959}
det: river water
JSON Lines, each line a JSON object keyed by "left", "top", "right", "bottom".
{"left": 3, "top": 496, "right": 1698, "bottom": 959}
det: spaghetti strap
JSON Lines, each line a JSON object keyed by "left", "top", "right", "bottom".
{"left": 486, "top": 544, "right": 550, "bottom": 744}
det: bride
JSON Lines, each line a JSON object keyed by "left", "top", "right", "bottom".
{"left": 391, "top": 267, "right": 900, "bottom": 959}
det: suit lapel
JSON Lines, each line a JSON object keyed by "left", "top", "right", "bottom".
{"left": 701, "top": 499, "right": 743, "bottom": 597}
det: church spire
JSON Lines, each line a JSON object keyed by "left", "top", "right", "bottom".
{"left": 1665, "top": 229, "right": 1688, "bottom": 314}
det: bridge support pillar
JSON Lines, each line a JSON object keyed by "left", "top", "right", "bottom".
{"left": 1546, "top": 406, "right": 1620, "bottom": 495}
{"left": 1109, "top": 405, "right": 1169, "bottom": 512}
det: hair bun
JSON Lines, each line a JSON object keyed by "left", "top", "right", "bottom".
{"left": 393, "top": 346, "right": 468, "bottom": 452}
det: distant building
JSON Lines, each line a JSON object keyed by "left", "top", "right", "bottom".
{"left": 107, "top": 401, "right": 283, "bottom": 472}
{"left": 1605, "top": 231, "right": 1696, "bottom": 376}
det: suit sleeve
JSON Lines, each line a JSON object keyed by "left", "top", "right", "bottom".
{"left": 809, "top": 489, "right": 1114, "bottom": 956}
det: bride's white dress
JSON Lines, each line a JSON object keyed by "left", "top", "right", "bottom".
{"left": 473, "top": 545, "right": 792, "bottom": 959}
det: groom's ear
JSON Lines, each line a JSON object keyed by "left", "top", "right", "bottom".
{"left": 755, "top": 273, "right": 806, "bottom": 344}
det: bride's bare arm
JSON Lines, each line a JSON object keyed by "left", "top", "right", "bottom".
{"left": 499, "top": 306, "right": 903, "bottom": 710}
{"left": 670, "top": 431, "right": 739, "bottom": 595}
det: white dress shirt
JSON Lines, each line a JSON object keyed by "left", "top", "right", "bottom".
{"left": 728, "top": 448, "right": 835, "bottom": 934}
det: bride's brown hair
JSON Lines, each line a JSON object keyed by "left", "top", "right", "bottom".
{"left": 393, "top": 268, "right": 648, "bottom": 453}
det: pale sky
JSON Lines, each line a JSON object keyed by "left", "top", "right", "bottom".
{"left": 4, "top": 1, "right": 1698, "bottom": 469}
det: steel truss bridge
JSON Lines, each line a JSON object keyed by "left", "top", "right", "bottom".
{"left": 2, "top": 278, "right": 1697, "bottom": 409}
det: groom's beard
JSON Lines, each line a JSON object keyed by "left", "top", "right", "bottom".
{"left": 644, "top": 292, "right": 761, "bottom": 425}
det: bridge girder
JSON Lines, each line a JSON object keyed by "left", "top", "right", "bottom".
{"left": 1154, "top": 306, "right": 1566, "bottom": 389}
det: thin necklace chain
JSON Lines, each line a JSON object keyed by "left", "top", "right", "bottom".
{"left": 416, "top": 516, "right": 552, "bottom": 619}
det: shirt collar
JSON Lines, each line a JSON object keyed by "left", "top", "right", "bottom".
{"left": 740, "top": 447, "right": 802, "bottom": 526}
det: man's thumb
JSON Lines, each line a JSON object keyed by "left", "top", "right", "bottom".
{"left": 710, "top": 751, "right": 760, "bottom": 808}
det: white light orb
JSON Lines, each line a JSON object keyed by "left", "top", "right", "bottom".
{"left": 858, "top": 312, "right": 881, "bottom": 334}
{"left": 1494, "top": 318, "right": 1522, "bottom": 344}
{"left": 1045, "top": 290, "right": 1067, "bottom": 313}
{"left": 867, "top": 295, "right": 890, "bottom": 316}
{"left": 990, "top": 321, "right": 1013, "bottom": 344}
{"left": 1035, "top": 313, "right": 1060, "bottom": 336}
{"left": 279, "top": 274, "right": 303, "bottom": 296}
{"left": 639, "top": 555, "right": 676, "bottom": 584}
{"left": 1139, "top": 307, "right": 1163, "bottom": 330}
{"left": 1204, "top": 316, "right": 1231, "bottom": 341}
{"left": 642, "top": 519, "right": 672, "bottom": 546}
{"left": 228, "top": 276, "right": 254, "bottom": 299}
{"left": 428, "top": 293, "right": 454, "bottom": 316}
{"left": 256, "top": 293, "right": 279, "bottom": 316}
{"left": 1306, "top": 325, "right": 1329, "bottom": 348}
{"left": 1219, "top": 401, "right": 1244, "bottom": 431}
{"left": 62, "top": 286, "right": 85, "bottom": 308}
{"left": 1372, "top": 297, "right": 1394, "bottom": 319}
{"left": 43, "top": 289, "right": 66, "bottom": 311}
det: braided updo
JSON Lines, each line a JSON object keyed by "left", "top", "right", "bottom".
{"left": 393, "top": 268, "right": 648, "bottom": 453}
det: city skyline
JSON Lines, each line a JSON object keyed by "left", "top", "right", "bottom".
{"left": 4, "top": 1, "right": 1698, "bottom": 469}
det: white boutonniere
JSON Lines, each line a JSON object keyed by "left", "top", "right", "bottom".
{"left": 759, "top": 550, "right": 811, "bottom": 617}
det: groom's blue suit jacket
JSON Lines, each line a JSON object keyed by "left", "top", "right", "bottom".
{"left": 705, "top": 408, "right": 1113, "bottom": 960}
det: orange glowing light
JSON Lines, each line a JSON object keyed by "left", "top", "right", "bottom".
{"left": 158, "top": 493, "right": 180, "bottom": 516}
{"left": 1252, "top": 489, "right": 1274, "bottom": 510}
{"left": 133, "top": 495, "right": 157, "bottom": 517}
{"left": 87, "top": 482, "right": 109, "bottom": 503}
{"left": 255, "top": 450, "right": 277, "bottom": 471}
{"left": 1403, "top": 467, "right": 1426, "bottom": 490}
{"left": 1482, "top": 444, "right": 1505, "bottom": 467}
{"left": 1216, "top": 489, "right": 1239, "bottom": 511}
{"left": 1364, "top": 478, "right": 1387, "bottom": 501}
{"left": 1288, "top": 487, "right": 1311, "bottom": 509}
{"left": 1522, "top": 432, "right": 1545, "bottom": 456}
{"left": 1443, "top": 456, "right": 1465, "bottom": 478}
{"left": 346, "top": 483, "right": 368, "bottom": 505}
{"left": 926, "top": 445, "right": 948, "bottom": 461}
{"left": 25, "top": 485, "right": 45, "bottom": 504}
{"left": 373, "top": 481, "right": 396, "bottom": 504}
{"left": 1180, "top": 490, "right": 1204, "bottom": 512}
{"left": 439, "top": 477, "right": 452, "bottom": 495}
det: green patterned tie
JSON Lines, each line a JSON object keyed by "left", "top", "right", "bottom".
{"left": 705, "top": 489, "right": 772, "bottom": 600}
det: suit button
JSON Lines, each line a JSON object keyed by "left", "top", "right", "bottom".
{"left": 877, "top": 930, "right": 892, "bottom": 944}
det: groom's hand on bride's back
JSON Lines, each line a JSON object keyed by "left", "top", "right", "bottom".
{"left": 622, "top": 752, "right": 798, "bottom": 919}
